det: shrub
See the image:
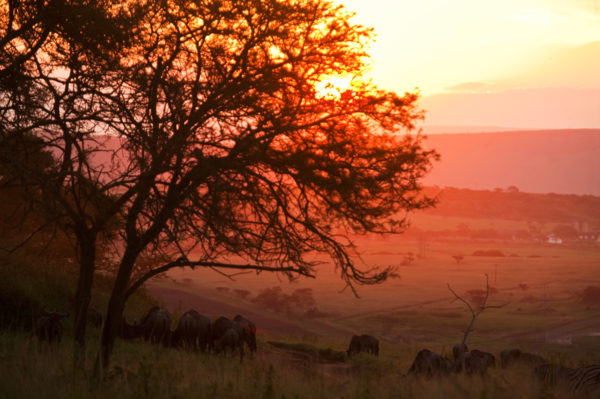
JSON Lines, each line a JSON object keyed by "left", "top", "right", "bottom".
{"left": 252, "top": 287, "right": 323, "bottom": 317}
{"left": 581, "top": 286, "right": 600, "bottom": 305}
{"left": 472, "top": 249, "right": 505, "bottom": 257}
{"left": 233, "top": 289, "right": 251, "bottom": 300}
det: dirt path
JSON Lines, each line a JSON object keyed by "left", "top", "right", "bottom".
{"left": 501, "top": 313, "right": 600, "bottom": 345}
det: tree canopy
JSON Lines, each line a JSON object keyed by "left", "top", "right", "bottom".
{"left": 1, "top": 0, "right": 438, "bottom": 372}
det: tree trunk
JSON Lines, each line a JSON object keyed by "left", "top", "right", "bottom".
{"left": 94, "top": 248, "right": 138, "bottom": 377}
{"left": 73, "top": 230, "right": 96, "bottom": 369}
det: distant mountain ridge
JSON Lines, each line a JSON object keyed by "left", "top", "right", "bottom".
{"left": 420, "top": 129, "right": 600, "bottom": 196}
{"left": 421, "top": 186, "right": 600, "bottom": 227}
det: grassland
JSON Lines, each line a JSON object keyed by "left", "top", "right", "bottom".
{"left": 3, "top": 327, "right": 598, "bottom": 399}
{"left": 157, "top": 236, "right": 600, "bottom": 348}
{"left": 1, "top": 215, "right": 599, "bottom": 397}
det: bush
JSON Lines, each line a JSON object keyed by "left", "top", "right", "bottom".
{"left": 581, "top": 286, "right": 600, "bottom": 305}
{"left": 233, "top": 289, "right": 251, "bottom": 300}
{"left": 472, "top": 249, "right": 505, "bottom": 257}
{"left": 0, "top": 252, "right": 74, "bottom": 330}
{"left": 267, "top": 341, "right": 346, "bottom": 363}
{"left": 252, "top": 286, "right": 323, "bottom": 317}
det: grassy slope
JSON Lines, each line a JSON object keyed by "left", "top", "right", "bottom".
{"left": 3, "top": 326, "right": 600, "bottom": 398}
{"left": 159, "top": 239, "right": 600, "bottom": 338}
{"left": 2, "top": 192, "right": 600, "bottom": 397}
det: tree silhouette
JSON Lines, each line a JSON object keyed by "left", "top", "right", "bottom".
{"left": 448, "top": 274, "right": 507, "bottom": 346}
{"left": 452, "top": 255, "right": 464, "bottom": 264}
{"left": 1, "top": 0, "right": 143, "bottom": 366}
{"left": 2, "top": 0, "right": 438, "bottom": 374}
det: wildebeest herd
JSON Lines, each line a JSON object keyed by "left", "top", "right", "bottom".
{"left": 117, "top": 307, "right": 257, "bottom": 360}
{"left": 33, "top": 309, "right": 600, "bottom": 395}
{"left": 406, "top": 342, "right": 600, "bottom": 395}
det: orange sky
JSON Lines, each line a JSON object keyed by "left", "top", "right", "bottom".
{"left": 339, "top": 0, "right": 600, "bottom": 129}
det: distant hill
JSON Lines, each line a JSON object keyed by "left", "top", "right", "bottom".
{"left": 421, "top": 186, "right": 600, "bottom": 228}
{"left": 421, "top": 129, "right": 600, "bottom": 196}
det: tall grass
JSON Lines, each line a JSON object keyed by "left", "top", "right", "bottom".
{"left": 3, "top": 328, "right": 595, "bottom": 398}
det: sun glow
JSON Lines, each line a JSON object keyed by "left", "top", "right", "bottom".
{"left": 314, "top": 75, "right": 353, "bottom": 99}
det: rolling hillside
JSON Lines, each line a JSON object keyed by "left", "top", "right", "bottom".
{"left": 421, "top": 129, "right": 600, "bottom": 196}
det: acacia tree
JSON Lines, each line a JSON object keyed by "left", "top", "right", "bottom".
{"left": 3, "top": 0, "right": 438, "bottom": 374}
{"left": 91, "top": 0, "right": 438, "bottom": 372}
{"left": 0, "top": 0, "right": 141, "bottom": 363}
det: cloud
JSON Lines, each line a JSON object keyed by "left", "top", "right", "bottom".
{"left": 444, "top": 41, "right": 600, "bottom": 94}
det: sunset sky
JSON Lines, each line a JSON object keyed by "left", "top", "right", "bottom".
{"left": 340, "top": 0, "right": 600, "bottom": 129}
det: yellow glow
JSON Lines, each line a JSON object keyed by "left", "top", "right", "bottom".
{"left": 338, "top": 0, "right": 600, "bottom": 95}
{"left": 314, "top": 75, "right": 353, "bottom": 99}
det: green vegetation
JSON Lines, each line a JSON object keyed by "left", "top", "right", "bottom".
{"left": 1, "top": 186, "right": 598, "bottom": 397}
{"left": 423, "top": 187, "right": 600, "bottom": 225}
{"left": 1, "top": 236, "right": 599, "bottom": 397}
{"left": 268, "top": 340, "right": 347, "bottom": 363}
{"left": 3, "top": 329, "right": 600, "bottom": 398}
{"left": 0, "top": 242, "right": 156, "bottom": 339}
{"left": 403, "top": 187, "right": 600, "bottom": 242}
{"left": 0, "top": 252, "right": 75, "bottom": 330}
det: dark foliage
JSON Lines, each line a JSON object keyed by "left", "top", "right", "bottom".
{"left": 407, "top": 349, "right": 454, "bottom": 377}
{"left": 347, "top": 334, "right": 379, "bottom": 357}
{"left": 581, "top": 286, "right": 600, "bottom": 305}
{"left": 34, "top": 310, "right": 69, "bottom": 343}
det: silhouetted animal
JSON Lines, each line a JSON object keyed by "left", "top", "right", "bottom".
{"left": 347, "top": 334, "right": 379, "bottom": 357}
{"left": 534, "top": 363, "right": 600, "bottom": 395}
{"left": 455, "top": 349, "right": 496, "bottom": 376}
{"left": 407, "top": 349, "right": 454, "bottom": 377}
{"left": 139, "top": 307, "right": 171, "bottom": 344}
{"left": 234, "top": 314, "right": 257, "bottom": 354}
{"left": 212, "top": 316, "right": 235, "bottom": 343}
{"left": 214, "top": 327, "right": 244, "bottom": 361}
{"left": 452, "top": 343, "right": 468, "bottom": 360}
{"left": 120, "top": 318, "right": 140, "bottom": 340}
{"left": 500, "top": 348, "right": 545, "bottom": 368}
{"left": 88, "top": 305, "right": 102, "bottom": 328}
{"left": 35, "top": 311, "right": 69, "bottom": 343}
{"left": 120, "top": 307, "right": 171, "bottom": 344}
{"left": 172, "top": 310, "right": 211, "bottom": 351}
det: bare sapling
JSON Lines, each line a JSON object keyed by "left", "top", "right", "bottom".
{"left": 448, "top": 273, "right": 508, "bottom": 346}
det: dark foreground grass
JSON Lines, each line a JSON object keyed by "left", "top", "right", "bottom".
{"left": 3, "top": 330, "right": 596, "bottom": 399}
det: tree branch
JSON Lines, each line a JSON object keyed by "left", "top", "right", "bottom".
{"left": 448, "top": 273, "right": 508, "bottom": 346}
{"left": 124, "top": 259, "right": 316, "bottom": 301}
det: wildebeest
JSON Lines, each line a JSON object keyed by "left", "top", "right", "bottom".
{"left": 139, "top": 307, "right": 171, "bottom": 344}
{"left": 407, "top": 349, "right": 454, "bottom": 377}
{"left": 35, "top": 311, "right": 69, "bottom": 343}
{"left": 500, "top": 348, "right": 545, "bottom": 368}
{"left": 120, "top": 318, "right": 140, "bottom": 340}
{"left": 234, "top": 314, "right": 257, "bottom": 354}
{"left": 88, "top": 305, "right": 102, "bottom": 329}
{"left": 534, "top": 363, "right": 600, "bottom": 395}
{"left": 347, "top": 334, "right": 379, "bottom": 357}
{"left": 452, "top": 342, "right": 468, "bottom": 360}
{"left": 212, "top": 316, "right": 235, "bottom": 343}
{"left": 214, "top": 327, "right": 244, "bottom": 361}
{"left": 121, "top": 307, "right": 171, "bottom": 345}
{"left": 455, "top": 349, "right": 496, "bottom": 376}
{"left": 171, "top": 310, "right": 211, "bottom": 351}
